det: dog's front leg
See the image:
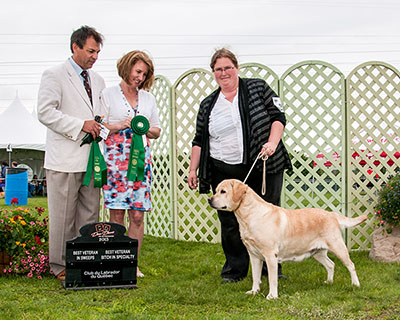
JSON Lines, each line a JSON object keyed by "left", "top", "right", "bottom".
{"left": 246, "top": 253, "right": 262, "bottom": 295}
{"left": 265, "top": 254, "right": 279, "bottom": 300}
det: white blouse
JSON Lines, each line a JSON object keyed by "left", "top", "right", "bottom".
{"left": 100, "top": 85, "right": 160, "bottom": 129}
{"left": 209, "top": 92, "right": 243, "bottom": 164}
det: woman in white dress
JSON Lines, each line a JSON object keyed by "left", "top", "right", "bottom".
{"left": 100, "top": 50, "right": 161, "bottom": 277}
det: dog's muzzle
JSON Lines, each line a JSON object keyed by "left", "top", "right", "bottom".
{"left": 208, "top": 197, "right": 227, "bottom": 210}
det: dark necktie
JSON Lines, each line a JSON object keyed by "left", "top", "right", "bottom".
{"left": 81, "top": 70, "right": 92, "bottom": 105}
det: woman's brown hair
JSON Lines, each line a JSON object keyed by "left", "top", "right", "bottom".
{"left": 117, "top": 50, "right": 155, "bottom": 90}
{"left": 210, "top": 48, "right": 239, "bottom": 71}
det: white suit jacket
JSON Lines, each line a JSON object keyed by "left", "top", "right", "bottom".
{"left": 37, "top": 59, "right": 106, "bottom": 172}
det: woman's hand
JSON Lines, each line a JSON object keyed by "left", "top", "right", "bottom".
{"left": 102, "top": 117, "right": 132, "bottom": 135}
{"left": 261, "top": 121, "right": 284, "bottom": 157}
{"left": 188, "top": 170, "right": 198, "bottom": 189}
{"left": 188, "top": 145, "right": 201, "bottom": 190}
{"left": 118, "top": 117, "right": 132, "bottom": 131}
{"left": 146, "top": 127, "right": 161, "bottom": 139}
{"left": 261, "top": 141, "right": 277, "bottom": 157}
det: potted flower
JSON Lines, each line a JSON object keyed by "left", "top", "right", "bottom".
{"left": 369, "top": 172, "right": 400, "bottom": 262}
{"left": 0, "top": 202, "right": 51, "bottom": 278}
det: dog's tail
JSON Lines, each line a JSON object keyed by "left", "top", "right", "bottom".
{"left": 335, "top": 213, "right": 367, "bottom": 229}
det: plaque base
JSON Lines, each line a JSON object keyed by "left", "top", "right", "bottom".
{"left": 62, "top": 281, "right": 138, "bottom": 291}
{"left": 65, "top": 222, "right": 138, "bottom": 290}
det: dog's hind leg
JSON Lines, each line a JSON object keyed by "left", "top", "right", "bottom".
{"left": 246, "top": 253, "right": 262, "bottom": 295}
{"left": 328, "top": 239, "right": 360, "bottom": 287}
{"left": 312, "top": 249, "right": 335, "bottom": 283}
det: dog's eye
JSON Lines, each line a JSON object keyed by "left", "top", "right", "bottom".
{"left": 220, "top": 189, "right": 226, "bottom": 194}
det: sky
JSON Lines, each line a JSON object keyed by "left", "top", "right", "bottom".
{"left": 1, "top": 0, "right": 400, "bottom": 113}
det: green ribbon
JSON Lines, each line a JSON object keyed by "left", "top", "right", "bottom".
{"left": 127, "top": 115, "right": 150, "bottom": 182}
{"left": 83, "top": 141, "right": 107, "bottom": 188}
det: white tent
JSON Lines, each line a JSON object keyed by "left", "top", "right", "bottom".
{"left": 0, "top": 97, "right": 46, "bottom": 177}
{"left": 0, "top": 96, "right": 46, "bottom": 150}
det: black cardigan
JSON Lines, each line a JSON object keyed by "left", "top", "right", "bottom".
{"left": 192, "top": 77, "right": 292, "bottom": 194}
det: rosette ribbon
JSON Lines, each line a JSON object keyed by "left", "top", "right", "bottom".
{"left": 127, "top": 115, "right": 150, "bottom": 181}
{"left": 82, "top": 140, "right": 107, "bottom": 188}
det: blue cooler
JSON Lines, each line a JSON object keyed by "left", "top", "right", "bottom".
{"left": 5, "top": 168, "right": 28, "bottom": 205}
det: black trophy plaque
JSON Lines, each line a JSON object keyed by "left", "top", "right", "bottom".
{"left": 64, "top": 222, "right": 138, "bottom": 290}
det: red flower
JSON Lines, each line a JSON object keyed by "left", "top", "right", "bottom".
{"left": 34, "top": 235, "right": 43, "bottom": 245}
{"left": 35, "top": 207, "right": 45, "bottom": 215}
{"left": 11, "top": 198, "right": 18, "bottom": 205}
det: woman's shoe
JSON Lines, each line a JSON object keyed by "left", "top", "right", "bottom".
{"left": 137, "top": 267, "right": 144, "bottom": 278}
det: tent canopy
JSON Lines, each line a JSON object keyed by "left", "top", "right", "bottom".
{"left": 0, "top": 96, "right": 46, "bottom": 151}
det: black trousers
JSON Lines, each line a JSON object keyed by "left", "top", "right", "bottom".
{"left": 210, "top": 158, "right": 284, "bottom": 280}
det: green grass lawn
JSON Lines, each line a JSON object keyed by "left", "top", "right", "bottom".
{"left": 0, "top": 197, "right": 399, "bottom": 319}
{"left": 0, "top": 196, "right": 48, "bottom": 212}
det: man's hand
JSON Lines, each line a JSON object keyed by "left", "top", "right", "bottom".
{"left": 82, "top": 120, "right": 101, "bottom": 139}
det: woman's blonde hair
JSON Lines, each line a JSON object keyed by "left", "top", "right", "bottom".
{"left": 210, "top": 48, "right": 239, "bottom": 71}
{"left": 117, "top": 50, "right": 155, "bottom": 90}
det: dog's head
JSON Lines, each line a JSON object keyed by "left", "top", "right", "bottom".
{"left": 208, "top": 179, "right": 248, "bottom": 211}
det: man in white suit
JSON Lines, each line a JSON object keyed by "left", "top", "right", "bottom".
{"left": 37, "top": 26, "right": 105, "bottom": 281}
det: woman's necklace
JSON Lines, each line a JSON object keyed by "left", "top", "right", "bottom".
{"left": 120, "top": 84, "right": 139, "bottom": 116}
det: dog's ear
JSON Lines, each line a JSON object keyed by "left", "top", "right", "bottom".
{"left": 232, "top": 180, "right": 247, "bottom": 204}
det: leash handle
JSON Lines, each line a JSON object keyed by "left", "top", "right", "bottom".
{"left": 261, "top": 158, "right": 267, "bottom": 195}
{"left": 243, "top": 153, "right": 268, "bottom": 194}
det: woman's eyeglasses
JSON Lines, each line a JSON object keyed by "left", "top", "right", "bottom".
{"left": 213, "top": 66, "right": 235, "bottom": 74}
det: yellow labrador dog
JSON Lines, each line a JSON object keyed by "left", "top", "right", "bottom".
{"left": 208, "top": 179, "right": 367, "bottom": 300}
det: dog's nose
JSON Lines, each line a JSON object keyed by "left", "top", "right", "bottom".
{"left": 207, "top": 198, "right": 212, "bottom": 205}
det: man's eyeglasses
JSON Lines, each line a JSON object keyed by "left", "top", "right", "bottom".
{"left": 213, "top": 66, "right": 235, "bottom": 74}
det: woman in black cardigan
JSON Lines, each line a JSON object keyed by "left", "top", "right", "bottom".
{"left": 188, "top": 48, "right": 292, "bottom": 282}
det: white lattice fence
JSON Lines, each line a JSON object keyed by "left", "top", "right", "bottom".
{"left": 281, "top": 61, "right": 346, "bottom": 217}
{"left": 173, "top": 69, "right": 219, "bottom": 242}
{"left": 142, "top": 61, "right": 399, "bottom": 250}
{"left": 148, "top": 75, "right": 174, "bottom": 238}
{"left": 239, "top": 63, "right": 279, "bottom": 92}
{"left": 346, "top": 62, "right": 400, "bottom": 250}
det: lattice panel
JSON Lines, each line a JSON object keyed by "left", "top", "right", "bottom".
{"left": 346, "top": 62, "right": 400, "bottom": 250}
{"left": 239, "top": 63, "right": 279, "bottom": 93}
{"left": 147, "top": 76, "right": 174, "bottom": 238}
{"left": 173, "top": 69, "right": 220, "bottom": 242}
{"left": 281, "top": 61, "right": 346, "bottom": 215}
{"left": 123, "top": 61, "right": 400, "bottom": 252}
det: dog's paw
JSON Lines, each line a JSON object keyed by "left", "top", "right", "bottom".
{"left": 246, "top": 289, "right": 259, "bottom": 295}
{"left": 266, "top": 293, "right": 278, "bottom": 300}
{"left": 324, "top": 279, "right": 333, "bottom": 284}
{"left": 352, "top": 280, "right": 360, "bottom": 287}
